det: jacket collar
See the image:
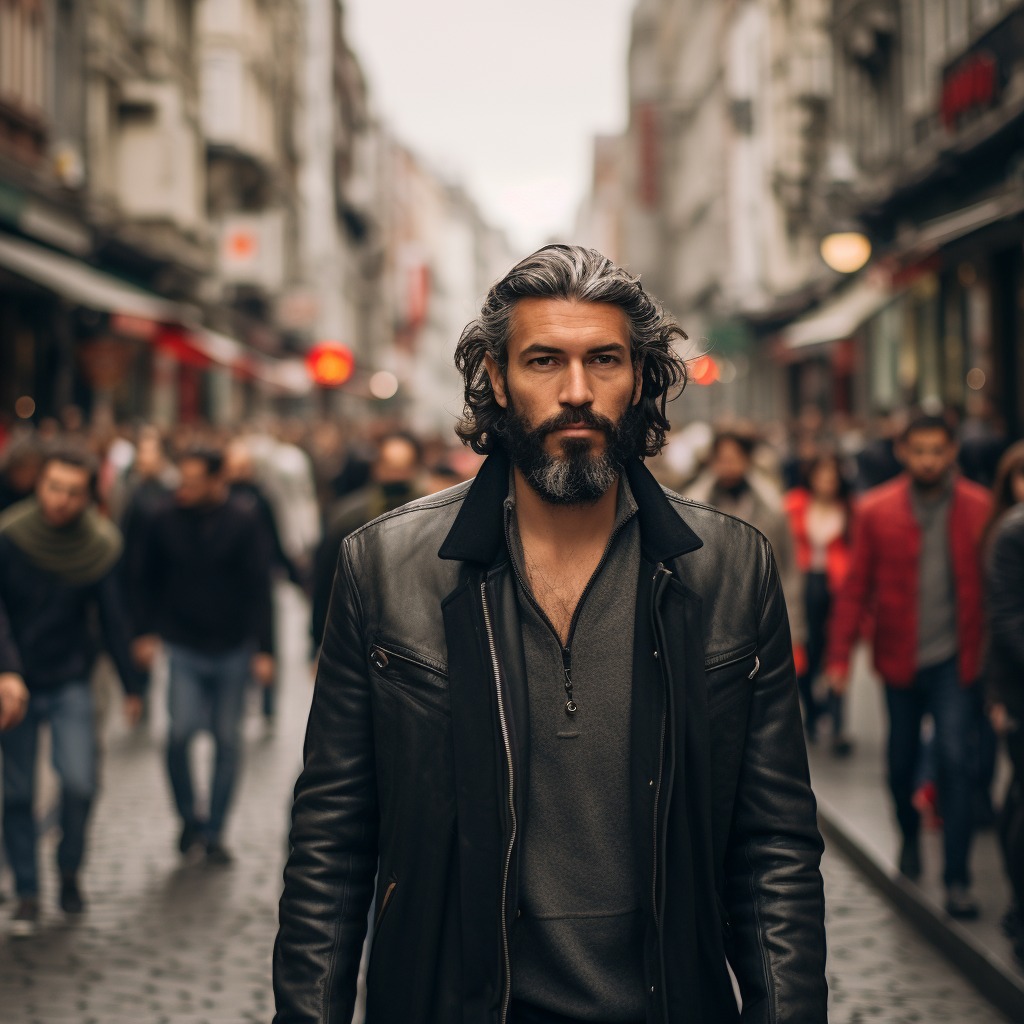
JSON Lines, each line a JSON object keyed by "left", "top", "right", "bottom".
{"left": 438, "top": 449, "right": 703, "bottom": 565}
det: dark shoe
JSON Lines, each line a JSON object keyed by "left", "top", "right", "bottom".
{"left": 946, "top": 883, "right": 980, "bottom": 920}
{"left": 178, "top": 820, "right": 206, "bottom": 856}
{"left": 59, "top": 875, "right": 85, "bottom": 915}
{"left": 899, "top": 841, "right": 921, "bottom": 881}
{"left": 10, "top": 897, "right": 39, "bottom": 937}
{"left": 205, "top": 842, "right": 233, "bottom": 866}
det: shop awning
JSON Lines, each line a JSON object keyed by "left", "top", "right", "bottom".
{"left": 0, "top": 231, "right": 196, "bottom": 323}
{"left": 157, "top": 326, "right": 313, "bottom": 396}
{"left": 0, "top": 231, "right": 313, "bottom": 395}
{"left": 900, "top": 188, "right": 1024, "bottom": 261}
{"left": 781, "top": 274, "right": 895, "bottom": 350}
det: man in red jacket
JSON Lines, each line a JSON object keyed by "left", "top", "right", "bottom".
{"left": 827, "top": 414, "right": 991, "bottom": 919}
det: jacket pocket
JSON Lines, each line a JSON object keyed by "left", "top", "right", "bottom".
{"left": 705, "top": 642, "right": 758, "bottom": 715}
{"left": 369, "top": 640, "right": 450, "bottom": 717}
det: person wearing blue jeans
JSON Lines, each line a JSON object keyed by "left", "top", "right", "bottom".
{"left": 885, "top": 657, "right": 975, "bottom": 890}
{"left": 1, "top": 682, "right": 96, "bottom": 896}
{"left": 166, "top": 643, "right": 253, "bottom": 848}
{"left": 0, "top": 442, "right": 144, "bottom": 935}
{"left": 133, "top": 445, "right": 274, "bottom": 864}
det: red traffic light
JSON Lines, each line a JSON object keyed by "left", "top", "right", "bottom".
{"left": 305, "top": 341, "right": 355, "bottom": 387}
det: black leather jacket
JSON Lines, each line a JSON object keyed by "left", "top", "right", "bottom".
{"left": 274, "top": 454, "right": 827, "bottom": 1024}
{"left": 986, "top": 503, "right": 1024, "bottom": 718}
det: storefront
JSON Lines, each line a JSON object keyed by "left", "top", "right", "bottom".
{"left": 0, "top": 230, "right": 310, "bottom": 429}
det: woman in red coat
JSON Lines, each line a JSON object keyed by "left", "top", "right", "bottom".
{"left": 785, "top": 453, "right": 853, "bottom": 755}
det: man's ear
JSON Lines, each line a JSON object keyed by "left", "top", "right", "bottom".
{"left": 632, "top": 358, "right": 644, "bottom": 407}
{"left": 484, "top": 354, "right": 508, "bottom": 409}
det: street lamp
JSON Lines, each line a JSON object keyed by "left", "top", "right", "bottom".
{"left": 820, "top": 231, "right": 872, "bottom": 274}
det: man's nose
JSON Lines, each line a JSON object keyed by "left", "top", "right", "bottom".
{"left": 559, "top": 360, "right": 594, "bottom": 408}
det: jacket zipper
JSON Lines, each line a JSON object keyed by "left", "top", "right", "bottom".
{"left": 650, "top": 564, "right": 672, "bottom": 1021}
{"left": 650, "top": 564, "right": 672, "bottom": 926}
{"left": 504, "top": 503, "right": 636, "bottom": 714}
{"left": 481, "top": 581, "right": 516, "bottom": 1024}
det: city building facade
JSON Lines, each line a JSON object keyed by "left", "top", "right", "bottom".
{"left": 587, "top": 0, "right": 1024, "bottom": 438}
{"left": 0, "top": 0, "right": 510, "bottom": 436}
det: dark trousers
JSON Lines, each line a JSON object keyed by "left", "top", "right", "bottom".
{"left": 166, "top": 643, "right": 251, "bottom": 842}
{"left": 1001, "top": 729, "right": 1024, "bottom": 913}
{"left": 797, "top": 571, "right": 844, "bottom": 737}
{"left": 885, "top": 657, "right": 974, "bottom": 887}
{"left": 0, "top": 681, "right": 96, "bottom": 896}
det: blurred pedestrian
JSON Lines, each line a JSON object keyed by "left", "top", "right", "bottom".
{"left": 981, "top": 441, "right": 1024, "bottom": 957}
{"left": 827, "top": 414, "right": 991, "bottom": 918}
{"left": 785, "top": 453, "right": 854, "bottom": 755}
{"left": 686, "top": 431, "right": 808, "bottom": 670}
{"left": 0, "top": 432, "right": 43, "bottom": 512}
{"left": 114, "top": 430, "right": 179, "bottom": 630}
{"left": 854, "top": 412, "right": 905, "bottom": 492}
{"left": 311, "top": 432, "right": 423, "bottom": 648}
{"left": 0, "top": 440, "right": 145, "bottom": 935}
{"left": 133, "top": 446, "right": 274, "bottom": 865}
{"left": 982, "top": 440, "right": 1024, "bottom": 554}
{"left": 223, "top": 438, "right": 299, "bottom": 728}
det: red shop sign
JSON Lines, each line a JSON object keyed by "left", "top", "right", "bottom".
{"left": 941, "top": 50, "right": 998, "bottom": 130}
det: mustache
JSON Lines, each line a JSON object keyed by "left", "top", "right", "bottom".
{"left": 529, "top": 406, "right": 616, "bottom": 440}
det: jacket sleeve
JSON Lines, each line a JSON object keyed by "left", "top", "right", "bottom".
{"left": 988, "top": 516, "right": 1024, "bottom": 683}
{"left": 273, "top": 541, "right": 379, "bottom": 1024}
{"left": 725, "top": 545, "right": 827, "bottom": 1023}
{"left": 826, "top": 500, "right": 874, "bottom": 675}
{"left": 241, "top": 509, "right": 275, "bottom": 655}
{"left": 0, "top": 591, "right": 23, "bottom": 677}
{"left": 95, "top": 572, "right": 147, "bottom": 696}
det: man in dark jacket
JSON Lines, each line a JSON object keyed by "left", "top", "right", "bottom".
{"left": 273, "top": 246, "right": 827, "bottom": 1024}
{"left": 134, "top": 446, "right": 274, "bottom": 865}
{"left": 0, "top": 440, "right": 145, "bottom": 935}
{"left": 986, "top": 501, "right": 1024, "bottom": 952}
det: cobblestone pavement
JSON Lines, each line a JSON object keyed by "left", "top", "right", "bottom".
{"left": 0, "top": 588, "right": 1009, "bottom": 1022}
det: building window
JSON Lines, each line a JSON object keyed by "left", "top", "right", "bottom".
{"left": 0, "top": 0, "right": 45, "bottom": 119}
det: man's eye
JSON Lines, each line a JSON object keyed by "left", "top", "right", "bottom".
{"left": 593, "top": 354, "right": 616, "bottom": 364}
{"left": 532, "top": 357, "right": 554, "bottom": 366}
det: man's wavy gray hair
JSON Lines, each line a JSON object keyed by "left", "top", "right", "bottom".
{"left": 454, "top": 244, "right": 688, "bottom": 457}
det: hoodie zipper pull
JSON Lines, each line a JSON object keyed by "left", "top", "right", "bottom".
{"left": 562, "top": 647, "right": 576, "bottom": 714}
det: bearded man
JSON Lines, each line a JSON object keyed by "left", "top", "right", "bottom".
{"left": 273, "top": 246, "right": 827, "bottom": 1024}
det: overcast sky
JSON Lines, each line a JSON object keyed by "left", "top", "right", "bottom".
{"left": 344, "top": 0, "right": 637, "bottom": 255}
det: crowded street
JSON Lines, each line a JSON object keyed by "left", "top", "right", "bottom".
{"left": 3, "top": 0, "right": 1024, "bottom": 1022}
{"left": 0, "top": 590, "right": 1010, "bottom": 1024}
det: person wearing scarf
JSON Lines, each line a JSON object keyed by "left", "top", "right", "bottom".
{"left": 0, "top": 440, "right": 145, "bottom": 937}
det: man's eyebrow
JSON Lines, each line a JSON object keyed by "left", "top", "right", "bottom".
{"left": 518, "top": 341, "right": 628, "bottom": 357}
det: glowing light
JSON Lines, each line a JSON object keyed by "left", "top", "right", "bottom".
{"left": 14, "top": 396, "right": 35, "bottom": 419}
{"left": 820, "top": 232, "right": 872, "bottom": 274}
{"left": 369, "top": 370, "right": 399, "bottom": 400}
{"left": 691, "top": 355, "right": 719, "bottom": 385}
{"left": 966, "top": 367, "right": 986, "bottom": 390}
{"left": 305, "top": 341, "right": 355, "bottom": 387}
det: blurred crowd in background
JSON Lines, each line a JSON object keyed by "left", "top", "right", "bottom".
{"left": 0, "top": 397, "right": 1023, "bottom": 951}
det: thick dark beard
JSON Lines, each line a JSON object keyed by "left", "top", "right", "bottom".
{"left": 495, "top": 399, "right": 643, "bottom": 506}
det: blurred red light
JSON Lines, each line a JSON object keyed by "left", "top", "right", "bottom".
{"left": 691, "top": 355, "right": 719, "bottom": 385}
{"left": 305, "top": 341, "right": 355, "bottom": 387}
